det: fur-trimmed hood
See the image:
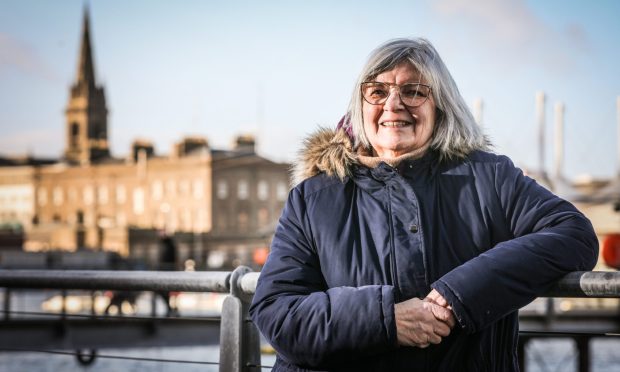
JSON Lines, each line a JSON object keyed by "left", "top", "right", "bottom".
{"left": 291, "top": 128, "right": 356, "bottom": 186}
{"left": 291, "top": 127, "right": 433, "bottom": 186}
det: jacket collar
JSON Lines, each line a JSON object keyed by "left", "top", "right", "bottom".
{"left": 292, "top": 127, "right": 440, "bottom": 185}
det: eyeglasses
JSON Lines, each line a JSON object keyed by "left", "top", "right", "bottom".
{"left": 361, "top": 82, "right": 432, "bottom": 108}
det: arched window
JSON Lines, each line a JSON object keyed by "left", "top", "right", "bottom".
{"left": 70, "top": 123, "right": 80, "bottom": 147}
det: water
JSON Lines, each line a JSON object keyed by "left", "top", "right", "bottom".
{"left": 2, "top": 340, "right": 619, "bottom": 371}
{"left": 1, "top": 291, "right": 619, "bottom": 371}
{"left": 0, "top": 346, "right": 278, "bottom": 372}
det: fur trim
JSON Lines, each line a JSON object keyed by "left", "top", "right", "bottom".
{"left": 291, "top": 127, "right": 356, "bottom": 186}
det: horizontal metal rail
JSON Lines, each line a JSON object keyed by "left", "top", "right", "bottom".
{"left": 544, "top": 271, "right": 620, "bottom": 297}
{"left": 0, "top": 270, "right": 619, "bottom": 297}
{"left": 0, "top": 269, "right": 260, "bottom": 294}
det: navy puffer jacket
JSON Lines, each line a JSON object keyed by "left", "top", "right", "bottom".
{"left": 250, "top": 128, "right": 598, "bottom": 371}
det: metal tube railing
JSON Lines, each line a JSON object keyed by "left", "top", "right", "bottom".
{"left": 0, "top": 270, "right": 234, "bottom": 293}
{"left": 0, "top": 266, "right": 261, "bottom": 372}
{"left": 2, "top": 269, "right": 619, "bottom": 296}
{"left": 544, "top": 271, "right": 620, "bottom": 297}
{"left": 1, "top": 269, "right": 619, "bottom": 372}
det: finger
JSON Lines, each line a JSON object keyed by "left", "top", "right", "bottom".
{"left": 434, "top": 321, "right": 451, "bottom": 337}
{"left": 428, "top": 332, "right": 442, "bottom": 345}
{"left": 445, "top": 313, "right": 456, "bottom": 328}
{"left": 425, "top": 289, "right": 448, "bottom": 307}
{"left": 429, "top": 303, "right": 453, "bottom": 323}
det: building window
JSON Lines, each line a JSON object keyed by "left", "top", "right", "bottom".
{"left": 180, "top": 179, "right": 190, "bottom": 196}
{"left": 53, "top": 187, "right": 63, "bottom": 206}
{"left": 85, "top": 211, "right": 94, "bottom": 226}
{"left": 238, "top": 211, "right": 249, "bottom": 230}
{"left": 196, "top": 209, "right": 207, "bottom": 230}
{"left": 166, "top": 179, "right": 176, "bottom": 197}
{"left": 83, "top": 186, "right": 94, "bottom": 205}
{"left": 237, "top": 180, "right": 249, "bottom": 200}
{"left": 68, "top": 187, "right": 77, "bottom": 202}
{"left": 168, "top": 209, "right": 178, "bottom": 232}
{"left": 257, "top": 180, "right": 269, "bottom": 201}
{"left": 37, "top": 188, "right": 47, "bottom": 206}
{"left": 217, "top": 213, "right": 227, "bottom": 230}
{"left": 217, "top": 180, "right": 228, "bottom": 199}
{"left": 116, "top": 185, "right": 126, "bottom": 204}
{"left": 133, "top": 187, "right": 144, "bottom": 215}
{"left": 258, "top": 207, "right": 269, "bottom": 227}
{"left": 98, "top": 185, "right": 108, "bottom": 204}
{"left": 117, "top": 211, "right": 126, "bottom": 227}
{"left": 276, "top": 181, "right": 288, "bottom": 201}
{"left": 152, "top": 180, "right": 163, "bottom": 201}
{"left": 182, "top": 208, "right": 192, "bottom": 231}
{"left": 193, "top": 179, "right": 204, "bottom": 199}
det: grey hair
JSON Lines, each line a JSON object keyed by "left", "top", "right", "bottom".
{"left": 348, "top": 38, "right": 490, "bottom": 160}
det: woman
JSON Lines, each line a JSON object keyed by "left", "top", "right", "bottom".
{"left": 250, "top": 38, "right": 598, "bottom": 371}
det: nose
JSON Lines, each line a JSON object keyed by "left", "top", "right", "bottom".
{"left": 383, "top": 87, "right": 405, "bottom": 112}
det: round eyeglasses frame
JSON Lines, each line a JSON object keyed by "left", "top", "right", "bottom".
{"left": 361, "top": 82, "right": 432, "bottom": 108}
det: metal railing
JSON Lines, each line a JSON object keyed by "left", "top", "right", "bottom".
{"left": 1, "top": 269, "right": 619, "bottom": 371}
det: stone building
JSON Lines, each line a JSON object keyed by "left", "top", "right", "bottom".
{"left": 0, "top": 9, "right": 290, "bottom": 270}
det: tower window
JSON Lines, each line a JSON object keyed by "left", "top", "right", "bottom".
{"left": 70, "top": 123, "right": 80, "bottom": 147}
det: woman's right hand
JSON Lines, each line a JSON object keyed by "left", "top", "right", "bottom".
{"left": 394, "top": 297, "right": 455, "bottom": 348}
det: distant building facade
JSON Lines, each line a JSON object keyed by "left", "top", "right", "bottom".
{"left": 0, "top": 9, "right": 289, "bottom": 269}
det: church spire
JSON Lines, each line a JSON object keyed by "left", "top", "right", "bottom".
{"left": 76, "top": 6, "right": 96, "bottom": 88}
{"left": 65, "top": 5, "right": 110, "bottom": 165}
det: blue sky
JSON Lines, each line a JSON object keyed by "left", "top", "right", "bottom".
{"left": 1, "top": 0, "right": 619, "bottom": 179}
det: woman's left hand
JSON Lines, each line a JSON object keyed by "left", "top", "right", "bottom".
{"left": 424, "top": 289, "right": 456, "bottom": 327}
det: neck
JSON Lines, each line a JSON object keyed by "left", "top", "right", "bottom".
{"left": 357, "top": 142, "right": 431, "bottom": 169}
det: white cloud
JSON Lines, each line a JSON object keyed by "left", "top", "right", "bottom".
{"left": 433, "top": 0, "right": 590, "bottom": 73}
{"left": 0, "top": 32, "right": 59, "bottom": 81}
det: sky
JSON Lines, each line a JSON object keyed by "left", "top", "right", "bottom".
{"left": 0, "top": 0, "right": 619, "bottom": 180}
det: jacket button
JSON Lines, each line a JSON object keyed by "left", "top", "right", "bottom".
{"left": 409, "top": 224, "right": 419, "bottom": 233}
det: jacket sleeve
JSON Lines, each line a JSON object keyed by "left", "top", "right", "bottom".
{"left": 431, "top": 155, "right": 598, "bottom": 334}
{"left": 249, "top": 186, "right": 397, "bottom": 368}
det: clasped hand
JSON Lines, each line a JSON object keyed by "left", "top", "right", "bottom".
{"left": 394, "top": 289, "right": 456, "bottom": 348}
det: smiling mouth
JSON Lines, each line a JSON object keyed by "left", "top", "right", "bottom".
{"left": 380, "top": 121, "right": 413, "bottom": 128}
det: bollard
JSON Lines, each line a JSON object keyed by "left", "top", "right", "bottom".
{"left": 219, "top": 266, "right": 261, "bottom": 372}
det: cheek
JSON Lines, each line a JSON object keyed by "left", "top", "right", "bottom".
{"left": 420, "top": 109, "right": 436, "bottom": 132}
{"left": 362, "top": 105, "right": 380, "bottom": 126}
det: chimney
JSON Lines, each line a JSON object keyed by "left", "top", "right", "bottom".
{"left": 553, "top": 102, "right": 565, "bottom": 180}
{"left": 234, "top": 134, "right": 256, "bottom": 154}
{"left": 536, "top": 92, "right": 546, "bottom": 175}
{"left": 473, "top": 98, "right": 483, "bottom": 126}
{"left": 131, "top": 139, "right": 155, "bottom": 162}
{"left": 173, "top": 136, "right": 209, "bottom": 158}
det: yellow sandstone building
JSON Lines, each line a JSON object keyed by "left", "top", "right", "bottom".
{"left": 0, "top": 10, "right": 289, "bottom": 270}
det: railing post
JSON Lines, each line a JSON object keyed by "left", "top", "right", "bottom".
{"left": 517, "top": 336, "right": 528, "bottom": 372}
{"left": 61, "top": 289, "right": 67, "bottom": 320}
{"left": 219, "top": 266, "right": 260, "bottom": 372}
{"left": 3, "top": 288, "right": 10, "bottom": 321}
{"left": 576, "top": 335, "right": 590, "bottom": 372}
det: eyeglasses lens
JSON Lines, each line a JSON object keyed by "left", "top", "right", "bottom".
{"left": 362, "top": 83, "right": 430, "bottom": 107}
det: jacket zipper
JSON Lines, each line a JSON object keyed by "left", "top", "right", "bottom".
{"left": 386, "top": 183, "right": 400, "bottom": 302}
